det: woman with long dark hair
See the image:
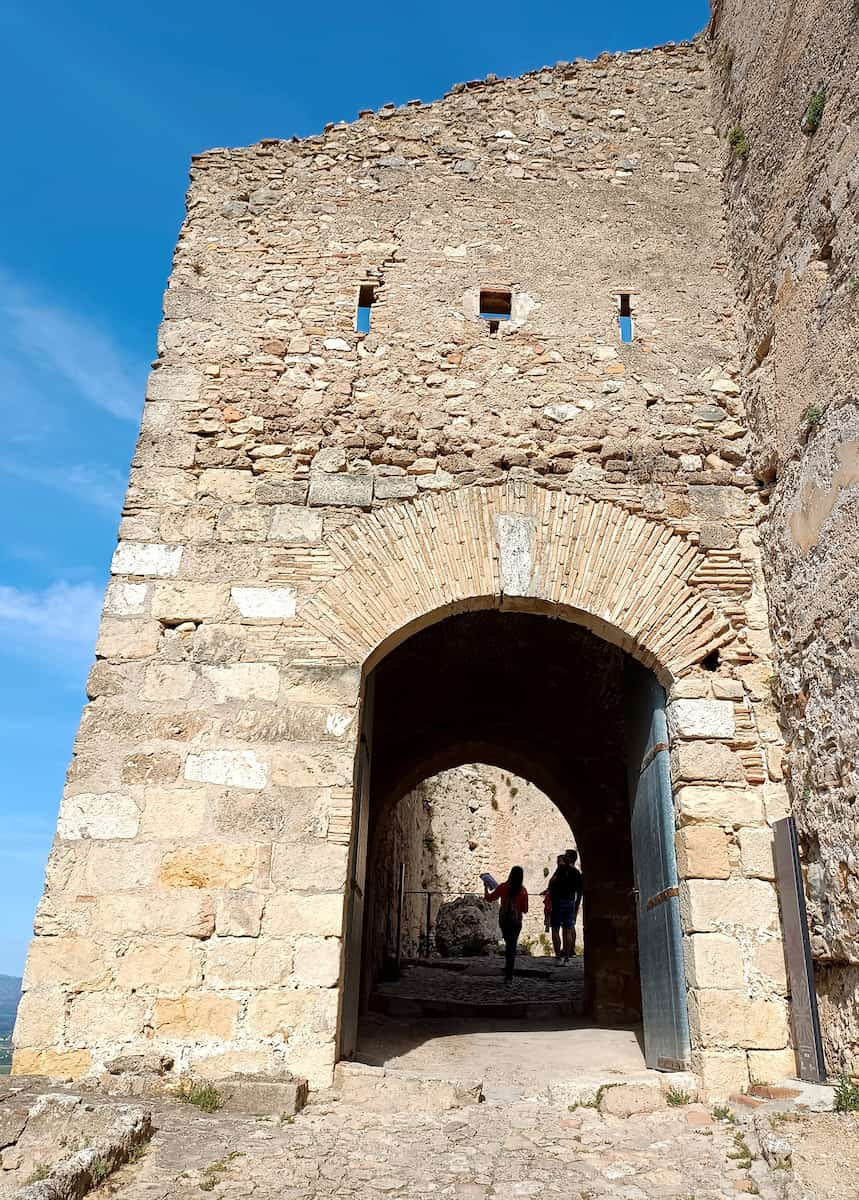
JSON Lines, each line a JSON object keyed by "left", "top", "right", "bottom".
{"left": 484, "top": 866, "right": 529, "bottom": 985}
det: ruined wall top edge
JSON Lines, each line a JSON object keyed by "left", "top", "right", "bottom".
{"left": 189, "top": 38, "right": 708, "bottom": 166}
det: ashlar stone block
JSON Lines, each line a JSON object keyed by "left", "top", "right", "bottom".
{"left": 675, "top": 826, "right": 731, "bottom": 878}
{"left": 216, "top": 891, "right": 265, "bottom": 937}
{"left": 672, "top": 743, "right": 745, "bottom": 784}
{"left": 690, "top": 1049, "right": 749, "bottom": 1099}
{"left": 230, "top": 586, "right": 297, "bottom": 619}
{"left": 689, "top": 989, "right": 789, "bottom": 1050}
{"left": 115, "top": 938, "right": 203, "bottom": 990}
{"left": 262, "top": 892, "right": 345, "bottom": 939}
{"left": 153, "top": 994, "right": 239, "bottom": 1040}
{"left": 111, "top": 542, "right": 183, "bottom": 577}
{"left": 270, "top": 841, "right": 348, "bottom": 891}
{"left": 57, "top": 792, "right": 140, "bottom": 840}
{"left": 12, "top": 988, "right": 65, "bottom": 1045}
{"left": 22, "top": 937, "right": 110, "bottom": 991}
{"left": 738, "top": 827, "right": 776, "bottom": 879}
{"left": 139, "top": 787, "right": 208, "bottom": 838}
{"left": 676, "top": 785, "right": 764, "bottom": 828}
{"left": 96, "top": 891, "right": 215, "bottom": 939}
{"left": 185, "top": 749, "right": 268, "bottom": 789}
{"left": 203, "top": 937, "right": 292, "bottom": 989}
{"left": 269, "top": 504, "right": 323, "bottom": 544}
{"left": 159, "top": 844, "right": 259, "bottom": 890}
{"left": 95, "top": 619, "right": 160, "bottom": 660}
{"left": 198, "top": 468, "right": 256, "bottom": 501}
{"left": 684, "top": 933, "right": 744, "bottom": 989}
{"left": 151, "top": 582, "right": 230, "bottom": 621}
{"left": 203, "top": 663, "right": 280, "bottom": 703}
{"left": 143, "top": 662, "right": 197, "bottom": 702}
{"left": 293, "top": 937, "right": 342, "bottom": 987}
{"left": 104, "top": 582, "right": 149, "bottom": 616}
{"left": 681, "top": 878, "right": 780, "bottom": 933}
{"left": 308, "top": 472, "right": 373, "bottom": 507}
{"left": 245, "top": 987, "right": 339, "bottom": 1039}
{"left": 746, "top": 1048, "right": 797, "bottom": 1084}
{"left": 668, "top": 699, "right": 735, "bottom": 739}
{"left": 280, "top": 661, "right": 361, "bottom": 706}
{"left": 12, "top": 1048, "right": 91, "bottom": 1080}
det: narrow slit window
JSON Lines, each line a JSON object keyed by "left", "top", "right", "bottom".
{"left": 356, "top": 283, "right": 375, "bottom": 334}
{"left": 618, "top": 293, "right": 633, "bottom": 343}
{"left": 479, "top": 287, "right": 512, "bottom": 323}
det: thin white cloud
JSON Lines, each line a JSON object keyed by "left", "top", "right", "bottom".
{"left": 0, "top": 581, "right": 103, "bottom": 650}
{"left": 0, "top": 458, "right": 127, "bottom": 516}
{"left": 0, "top": 268, "right": 144, "bottom": 422}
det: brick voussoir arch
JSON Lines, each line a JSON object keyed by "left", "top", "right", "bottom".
{"left": 301, "top": 483, "right": 733, "bottom": 682}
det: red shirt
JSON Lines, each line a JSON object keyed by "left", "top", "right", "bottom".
{"left": 486, "top": 882, "right": 529, "bottom": 915}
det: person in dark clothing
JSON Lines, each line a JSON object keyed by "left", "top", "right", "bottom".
{"left": 548, "top": 850, "right": 583, "bottom": 963}
{"left": 565, "top": 849, "right": 584, "bottom": 956}
{"left": 485, "top": 866, "right": 529, "bottom": 984}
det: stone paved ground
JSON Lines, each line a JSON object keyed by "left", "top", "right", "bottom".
{"left": 376, "top": 957, "right": 585, "bottom": 1008}
{"left": 98, "top": 1092, "right": 781, "bottom": 1200}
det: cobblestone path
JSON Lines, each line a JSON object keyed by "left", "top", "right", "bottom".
{"left": 101, "top": 1091, "right": 780, "bottom": 1200}
{"left": 376, "top": 957, "right": 585, "bottom": 1007}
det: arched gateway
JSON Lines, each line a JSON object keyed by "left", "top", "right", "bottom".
{"left": 16, "top": 483, "right": 791, "bottom": 1098}
{"left": 13, "top": 43, "right": 797, "bottom": 1099}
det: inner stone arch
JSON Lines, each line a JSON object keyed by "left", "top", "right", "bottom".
{"left": 339, "top": 604, "right": 690, "bottom": 1074}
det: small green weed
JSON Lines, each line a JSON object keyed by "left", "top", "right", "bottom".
{"left": 666, "top": 1086, "right": 692, "bottom": 1106}
{"left": 848, "top": 276, "right": 859, "bottom": 294}
{"left": 802, "top": 87, "right": 826, "bottom": 134}
{"left": 712, "top": 1103, "right": 735, "bottom": 1122}
{"left": 727, "top": 1130, "right": 755, "bottom": 1169}
{"left": 89, "top": 1155, "right": 111, "bottom": 1186}
{"left": 834, "top": 1073, "right": 859, "bottom": 1112}
{"left": 728, "top": 125, "right": 750, "bottom": 160}
{"left": 176, "top": 1078, "right": 222, "bottom": 1113}
{"left": 802, "top": 403, "right": 825, "bottom": 427}
{"left": 25, "top": 1164, "right": 50, "bottom": 1184}
{"left": 199, "top": 1178, "right": 216, "bottom": 1192}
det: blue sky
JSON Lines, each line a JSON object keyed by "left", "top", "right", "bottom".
{"left": 0, "top": 0, "right": 710, "bottom": 976}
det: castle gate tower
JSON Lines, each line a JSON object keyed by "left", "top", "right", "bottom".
{"left": 14, "top": 39, "right": 794, "bottom": 1097}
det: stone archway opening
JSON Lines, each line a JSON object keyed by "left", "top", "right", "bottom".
{"left": 339, "top": 607, "right": 688, "bottom": 1090}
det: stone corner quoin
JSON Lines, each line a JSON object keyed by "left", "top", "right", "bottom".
{"left": 13, "top": 34, "right": 798, "bottom": 1098}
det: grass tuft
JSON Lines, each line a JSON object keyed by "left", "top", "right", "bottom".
{"left": 802, "top": 87, "right": 826, "bottom": 134}
{"left": 176, "top": 1078, "right": 222, "bottom": 1113}
{"left": 728, "top": 125, "right": 750, "bottom": 160}
{"left": 666, "top": 1086, "right": 692, "bottom": 1106}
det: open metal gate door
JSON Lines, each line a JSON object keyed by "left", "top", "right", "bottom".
{"left": 626, "top": 662, "right": 691, "bottom": 1071}
{"left": 337, "top": 675, "right": 373, "bottom": 1061}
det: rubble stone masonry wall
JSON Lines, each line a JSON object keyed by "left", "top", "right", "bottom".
{"left": 709, "top": 0, "right": 859, "bottom": 1072}
{"left": 14, "top": 38, "right": 793, "bottom": 1095}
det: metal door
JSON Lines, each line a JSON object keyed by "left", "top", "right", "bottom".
{"left": 337, "top": 676, "right": 373, "bottom": 1061}
{"left": 627, "top": 662, "right": 691, "bottom": 1071}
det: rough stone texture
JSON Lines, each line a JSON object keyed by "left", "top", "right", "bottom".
{"left": 96, "top": 1088, "right": 792, "bottom": 1200}
{"left": 709, "top": 0, "right": 859, "bottom": 1070}
{"left": 14, "top": 38, "right": 790, "bottom": 1092}
{"left": 0, "top": 1082, "right": 151, "bottom": 1198}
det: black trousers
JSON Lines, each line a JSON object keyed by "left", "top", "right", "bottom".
{"left": 500, "top": 917, "right": 522, "bottom": 981}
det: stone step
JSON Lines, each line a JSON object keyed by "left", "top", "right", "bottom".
{"left": 544, "top": 1069, "right": 697, "bottom": 1110}
{"left": 370, "top": 992, "right": 582, "bottom": 1021}
{"left": 334, "top": 1062, "right": 484, "bottom": 1112}
{"left": 215, "top": 1073, "right": 308, "bottom": 1117}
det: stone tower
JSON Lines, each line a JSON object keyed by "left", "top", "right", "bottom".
{"left": 14, "top": 38, "right": 796, "bottom": 1096}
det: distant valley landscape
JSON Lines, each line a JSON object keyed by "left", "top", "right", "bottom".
{"left": 0, "top": 975, "right": 21, "bottom": 1074}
